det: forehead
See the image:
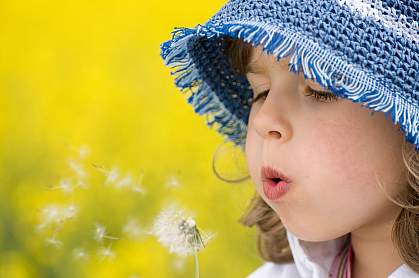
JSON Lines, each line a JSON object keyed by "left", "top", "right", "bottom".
{"left": 247, "top": 45, "right": 291, "bottom": 73}
{"left": 246, "top": 46, "right": 323, "bottom": 88}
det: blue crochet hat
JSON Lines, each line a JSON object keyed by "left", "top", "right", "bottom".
{"left": 160, "top": 0, "right": 419, "bottom": 151}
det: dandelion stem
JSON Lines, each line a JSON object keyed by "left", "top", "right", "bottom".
{"left": 194, "top": 250, "right": 200, "bottom": 278}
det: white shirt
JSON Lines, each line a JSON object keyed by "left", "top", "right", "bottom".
{"left": 247, "top": 230, "right": 418, "bottom": 278}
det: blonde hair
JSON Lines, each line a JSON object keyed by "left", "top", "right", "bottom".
{"left": 214, "top": 36, "right": 419, "bottom": 272}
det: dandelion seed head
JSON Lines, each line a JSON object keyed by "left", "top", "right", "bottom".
{"left": 151, "top": 203, "right": 214, "bottom": 256}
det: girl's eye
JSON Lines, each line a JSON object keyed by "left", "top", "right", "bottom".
{"left": 303, "top": 87, "right": 339, "bottom": 103}
{"left": 251, "top": 90, "right": 269, "bottom": 104}
{"left": 251, "top": 87, "right": 338, "bottom": 104}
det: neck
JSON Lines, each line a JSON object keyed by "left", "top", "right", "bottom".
{"left": 351, "top": 209, "right": 403, "bottom": 278}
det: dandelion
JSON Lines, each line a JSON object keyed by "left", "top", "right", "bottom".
{"left": 93, "top": 223, "right": 119, "bottom": 243}
{"left": 150, "top": 203, "right": 215, "bottom": 278}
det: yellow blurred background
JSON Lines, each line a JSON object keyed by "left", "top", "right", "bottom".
{"left": 0, "top": 0, "right": 262, "bottom": 277}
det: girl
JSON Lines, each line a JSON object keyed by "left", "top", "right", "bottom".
{"left": 160, "top": 0, "right": 418, "bottom": 277}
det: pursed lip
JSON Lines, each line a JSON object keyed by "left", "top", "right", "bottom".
{"left": 260, "top": 165, "right": 292, "bottom": 184}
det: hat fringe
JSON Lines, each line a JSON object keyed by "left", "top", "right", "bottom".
{"left": 161, "top": 27, "right": 248, "bottom": 150}
{"left": 161, "top": 21, "right": 419, "bottom": 151}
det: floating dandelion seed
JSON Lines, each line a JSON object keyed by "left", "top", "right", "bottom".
{"left": 45, "top": 235, "right": 62, "bottom": 248}
{"left": 37, "top": 203, "right": 77, "bottom": 249}
{"left": 38, "top": 205, "right": 60, "bottom": 229}
{"left": 94, "top": 224, "right": 106, "bottom": 242}
{"left": 105, "top": 166, "right": 119, "bottom": 184}
{"left": 116, "top": 173, "right": 133, "bottom": 189}
{"left": 67, "top": 159, "right": 87, "bottom": 180}
{"left": 63, "top": 203, "right": 77, "bottom": 220}
{"left": 166, "top": 175, "right": 180, "bottom": 188}
{"left": 78, "top": 145, "right": 90, "bottom": 159}
{"left": 93, "top": 164, "right": 147, "bottom": 193}
{"left": 93, "top": 164, "right": 120, "bottom": 185}
{"left": 150, "top": 203, "right": 215, "bottom": 278}
{"left": 132, "top": 171, "right": 147, "bottom": 194}
{"left": 37, "top": 203, "right": 78, "bottom": 230}
{"left": 93, "top": 223, "right": 119, "bottom": 243}
{"left": 76, "top": 179, "right": 88, "bottom": 189}
{"left": 58, "top": 179, "right": 73, "bottom": 193}
{"left": 48, "top": 178, "right": 86, "bottom": 193}
{"left": 98, "top": 245, "right": 116, "bottom": 260}
{"left": 72, "top": 248, "right": 89, "bottom": 261}
{"left": 132, "top": 183, "right": 146, "bottom": 194}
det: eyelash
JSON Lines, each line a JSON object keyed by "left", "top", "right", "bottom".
{"left": 251, "top": 87, "right": 338, "bottom": 104}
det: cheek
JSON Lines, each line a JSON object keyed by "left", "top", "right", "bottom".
{"left": 300, "top": 113, "right": 405, "bottom": 206}
{"left": 301, "top": 119, "right": 373, "bottom": 187}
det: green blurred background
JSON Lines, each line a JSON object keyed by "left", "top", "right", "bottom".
{"left": 0, "top": 0, "right": 262, "bottom": 277}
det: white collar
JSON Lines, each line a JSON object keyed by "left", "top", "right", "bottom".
{"left": 287, "top": 230, "right": 349, "bottom": 278}
{"left": 286, "top": 230, "right": 418, "bottom": 278}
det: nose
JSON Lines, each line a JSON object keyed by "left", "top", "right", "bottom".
{"left": 251, "top": 89, "right": 292, "bottom": 142}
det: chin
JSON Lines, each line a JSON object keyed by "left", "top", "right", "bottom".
{"left": 287, "top": 224, "right": 349, "bottom": 242}
{"left": 272, "top": 210, "right": 345, "bottom": 242}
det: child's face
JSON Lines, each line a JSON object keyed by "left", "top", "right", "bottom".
{"left": 244, "top": 45, "right": 408, "bottom": 241}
